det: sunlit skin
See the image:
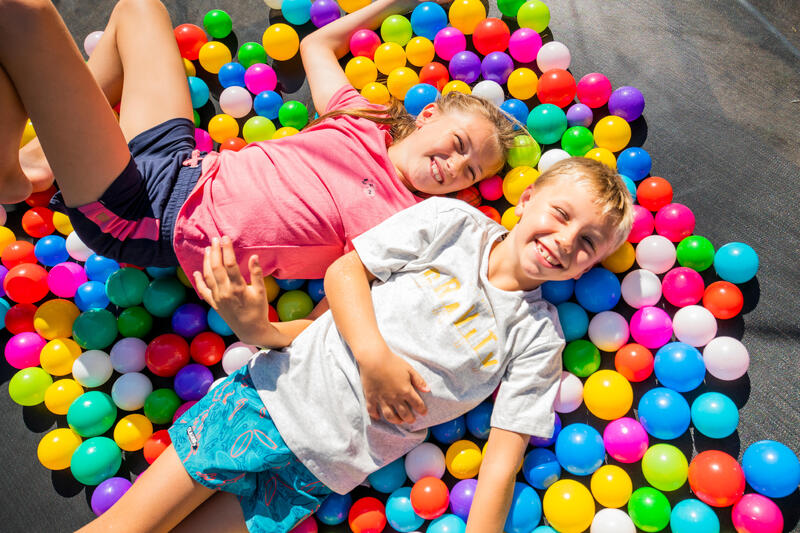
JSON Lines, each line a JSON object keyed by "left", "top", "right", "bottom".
{"left": 387, "top": 103, "right": 505, "bottom": 195}
{"left": 488, "top": 180, "right": 619, "bottom": 292}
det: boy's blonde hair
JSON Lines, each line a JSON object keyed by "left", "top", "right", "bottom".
{"left": 534, "top": 157, "right": 635, "bottom": 249}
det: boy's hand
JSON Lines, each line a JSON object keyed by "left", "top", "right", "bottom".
{"left": 359, "top": 348, "right": 429, "bottom": 425}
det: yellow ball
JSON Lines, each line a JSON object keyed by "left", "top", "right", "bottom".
{"left": 263, "top": 275, "right": 280, "bottom": 302}
{"left": 345, "top": 56, "right": 378, "bottom": 89}
{"left": 387, "top": 67, "right": 419, "bottom": 100}
{"left": 37, "top": 428, "right": 82, "bottom": 470}
{"left": 114, "top": 414, "right": 154, "bottom": 452}
{"left": 442, "top": 80, "right": 471, "bottom": 95}
{"left": 0, "top": 225, "right": 16, "bottom": 252}
{"left": 34, "top": 299, "right": 80, "bottom": 340}
{"left": 262, "top": 23, "right": 299, "bottom": 62}
{"left": 507, "top": 68, "right": 538, "bottom": 101}
{"left": 584, "top": 147, "right": 617, "bottom": 170}
{"left": 593, "top": 115, "right": 632, "bottom": 152}
{"left": 448, "top": 0, "right": 486, "bottom": 35}
{"left": 338, "top": 0, "right": 369, "bottom": 13}
{"left": 405, "top": 37, "right": 435, "bottom": 67}
{"left": 373, "top": 42, "right": 406, "bottom": 75}
{"left": 208, "top": 113, "right": 239, "bottom": 143}
{"left": 182, "top": 57, "right": 196, "bottom": 77}
{"left": 543, "top": 479, "right": 595, "bottom": 533}
{"left": 583, "top": 369, "right": 633, "bottom": 420}
{"left": 503, "top": 166, "right": 540, "bottom": 205}
{"left": 44, "top": 378, "right": 84, "bottom": 415}
{"left": 273, "top": 126, "right": 299, "bottom": 140}
{"left": 602, "top": 241, "right": 635, "bottom": 273}
{"left": 40, "top": 338, "right": 82, "bottom": 376}
{"left": 590, "top": 465, "right": 633, "bottom": 508}
{"left": 445, "top": 440, "right": 482, "bottom": 479}
{"left": 198, "top": 41, "right": 232, "bottom": 74}
{"left": 177, "top": 267, "right": 193, "bottom": 288}
{"left": 501, "top": 206, "right": 520, "bottom": 230}
{"left": 52, "top": 212, "right": 73, "bottom": 235}
{"left": 361, "top": 82, "right": 391, "bottom": 105}
{"left": 20, "top": 119, "right": 36, "bottom": 148}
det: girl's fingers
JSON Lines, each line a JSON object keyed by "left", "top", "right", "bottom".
{"left": 192, "top": 271, "right": 215, "bottom": 306}
{"left": 248, "top": 255, "right": 265, "bottom": 296}
{"left": 202, "top": 246, "right": 218, "bottom": 293}
{"left": 209, "top": 238, "right": 230, "bottom": 288}
{"left": 220, "top": 237, "right": 244, "bottom": 283}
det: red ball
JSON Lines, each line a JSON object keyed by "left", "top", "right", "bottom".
{"left": 614, "top": 343, "right": 654, "bottom": 382}
{"left": 220, "top": 137, "right": 247, "bottom": 152}
{"left": 268, "top": 304, "right": 279, "bottom": 322}
{"left": 472, "top": 17, "right": 510, "bottom": 56}
{"left": 2, "top": 240, "right": 37, "bottom": 269}
{"left": 143, "top": 429, "right": 172, "bottom": 464}
{"left": 636, "top": 176, "right": 673, "bottom": 211}
{"left": 410, "top": 476, "right": 449, "bottom": 520}
{"left": 478, "top": 205, "right": 501, "bottom": 224}
{"left": 536, "top": 69, "right": 576, "bottom": 108}
{"left": 174, "top": 23, "right": 208, "bottom": 61}
{"left": 456, "top": 186, "right": 481, "bottom": 207}
{"left": 190, "top": 331, "right": 226, "bottom": 366}
{"left": 291, "top": 516, "right": 318, "bottom": 533}
{"left": 21, "top": 207, "right": 55, "bottom": 238}
{"left": 3, "top": 263, "right": 49, "bottom": 304}
{"left": 4, "top": 303, "right": 37, "bottom": 334}
{"left": 418, "top": 62, "right": 450, "bottom": 91}
{"left": 146, "top": 333, "right": 190, "bottom": 377}
{"left": 688, "top": 450, "right": 745, "bottom": 507}
{"left": 703, "top": 281, "right": 744, "bottom": 319}
{"left": 25, "top": 185, "right": 58, "bottom": 208}
{"left": 348, "top": 496, "right": 386, "bottom": 533}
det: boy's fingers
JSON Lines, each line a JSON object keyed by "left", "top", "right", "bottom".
{"left": 248, "top": 255, "right": 265, "bottom": 295}
{"left": 410, "top": 369, "right": 430, "bottom": 393}
{"left": 407, "top": 390, "right": 428, "bottom": 416}
{"left": 193, "top": 271, "right": 215, "bottom": 306}
{"left": 202, "top": 246, "right": 218, "bottom": 293}
{"left": 394, "top": 402, "right": 415, "bottom": 424}
{"left": 221, "top": 237, "right": 243, "bottom": 283}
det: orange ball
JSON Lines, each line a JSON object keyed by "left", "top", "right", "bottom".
{"left": 410, "top": 476, "right": 449, "bottom": 520}
{"left": 21, "top": 206, "right": 55, "bottom": 238}
{"left": 478, "top": 205, "right": 501, "bottom": 224}
{"left": 637, "top": 176, "right": 673, "bottom": 211}
{"left": 688, "top": 450, "right": 745, "bottom": 507}
{"left": 220, "top": 137, "right": 247, "bottom": 152}
{"left": 348, "top": 496, "right": 386, "bottom": 533}
{"left": 143, "top": 429, "right": 172, "bottom": 464}
{"left": 614, "top": 343, "right": 654, "bottom": 382}
{"left": 702, "top": 281, "right": 743, "bottom": 319}
{"left": 2, "top": 240, "right": 36, "bottom": 269}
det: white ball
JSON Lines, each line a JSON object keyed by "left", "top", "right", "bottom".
{"left": 588, "top": 311, "right": 630, "bottom": 352}
{"left": 222, "top": 341, "right": 258, "bottom": 374}
{"left": 703, "top": 336, "right": 749, "bottom": 380}
{"left": 110, "top": 337, "right": 147, "bottom": 373}
{"left": 83, "top": 30, "right": 104, "bottom": 57}
{"left": 264, "top": 0, "right": 283, "bottom": 9}
{"left": 635, "top": 235, "right": 676, "bottom": 274}
{"left": 219, "top": 86, "right": 253, "bottom": 118}
{"left": 72, "top": 349, "right": 113, "bottom": 387}
{"left": 591, "top": 508, "right": 636, "bottom": 533}
{"left": 404, "top": 442, "right": 445, "bottom": 482}
{"left": 66, "top": 231, "right": 94, "bottom": 262}
{"left": 621, "top": 269, "right": 662, "bottom": 308}
{"left": 537, "top": 149, "right": 571, "bottom": 173}
{"left": 673, "top": 305, "right": 717, "bottom": 347}
{"left": 111, "top": 372, "right": 153, "bottom": 411}
{"left": 553, "top": 371, "right": 583, "bottom": 413}
{"left": 471, "top": 80, "right": 504, "bottom": 106}
{"left": 208, "top": 376, "right": 227, "bottom": 391}
{"left": 537, "top": 41, "right": 571, "bottom": 72}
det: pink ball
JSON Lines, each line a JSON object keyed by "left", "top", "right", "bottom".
{"left": 661, "top": 267, "right": 705, "bottom": 307}
{"left": 244, "top": 63, "right": 277, "bottom": 94}
{"left": 291, "top": 516, "right": 318, "bottom": 533}
{"left": 478, "top": 175, "right": 503, "bottom": 201}
{"left": 654, "top": 203, "right": 696, "bottom": 242}
{"left": 576, "top": 72, "right": 612, "bottom": 108}
{"left": 350, "top": 29, "right": 381, "bottom": 59}
{"left": 172, "top": 400, "right": 198, "bottom": 422}
{"left": 47, "top": 262, "right": 87, "bottom": 298}
{"left": 194, "top": 128, "right": 213, "bottom": 152}
{"left": 4, "top": 331, "right": 47, "bottom": 369}
{"left": 630, "top": 306, "right": 673, "bottom": 349}
{"left": 434, "top": 27, "right": 467, "bottom": 61}
{"left": 731, "top": 494, "right": 784, "bottom": 533}
{"left": 508, "top": 27, "right": 542, "bottom": 63}
{"left": 603, "top": 417, "right": 649, "bottom": 463}
{"left": 628, "top": 204, "right": 655, "bottom": 243}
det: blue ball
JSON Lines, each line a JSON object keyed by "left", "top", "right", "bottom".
{"left": 574, "top": 267, "right": 621, "bottom": 313}
{"left": 316, "top": 492, "right": 352, "bottom": 525}
{"left": 499, "top": 99, "right": 529, "bottom": 130}
{"left": 0, "top": 297, "right": 11, "bottom": 329}
{"left": 386, "top": 487, "right": 425, "bottom": 532}
{"left": 431, "top": 415, "right": 466, "bottom": 444}
{"left": 172, "top": 303, "right": 208, "bottom": 338}
{"left": 84, "top": 254, "right": 120, "bottom": 283}
{"left": 306, "top": 278, "right": 325, "bottom": 302}
{"left": 429, "top": 514, "right": 466, "bottom": 533}
{"left": 207, "top": 307, "right": 234, "bottom": 336}
{"left": 620, "top": 174, "right": 637, "bottom": 201}
{"left": 555, "top": 301, "right": 589, "bottom": 342}
{"left": 218, "top": 62, "right": 246, "bottom": 88}
{"left": 504, "top": 483, "right": 542, "bottom": 533}
{"left": 529, "top": 412, "right": 561, "bottom": 447}
{"left": 145, "top": 266, "right": 177, "bottom": 279}
{"left": 554, "top": 423, "right": 605, "bottom": 475}
{"left": 714, "top": 242, "right": 759, "bottom": 284}
{"left": 281, "top": 0, "right": 312, "bottom": 25}
{"left": 74, "top": 281, "right": 110, "bottom": 311}
{"left": 670, "top": 499, "right": 720, "bottom": 533}
{"left": 275, "top": 278, "right": 305, "bottom": 290}
{"left": 405, "top": 83, "right": 439, "bottom": 116}
{"left": 187, "top": 76, "right": 210, "bottom": 109}
{"left": 742, "top": 440, "right": 800, "bottom": 498}
{"left": 522, "top": 448, "right": 561, "bottom": 490}
{"left": 637, "top": 387, "right": 691, "bottom": 440}
{"left": 654, "top": 342, "right": 706, "bottom": 392}
{"left": 616, "top": 147, "right": 652, "bottom": 181}
{"left": 367, "top": 457, "right": 406, "bottom": 493}
{"left": 466, "top": 402, "right": 493, "bottom": 439}
{"left": 690, "top": 392, "right": 738, "bottom": 439}
{"left": 541, "top": 279, "right": 574, "bottom": 305}
{"left": 34, "top": 235, "right": 69, "bottom": 266}
{"left": 254, "top": 90, "right": 283, "bottom": 120}
{"left": 410, "top": 2, "right": 448, "bottom": 40}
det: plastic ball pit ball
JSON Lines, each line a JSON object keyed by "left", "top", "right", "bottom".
{"left": 628, "top": 205, "right": 655, "bottom": 243}
{"left": 702, "top": 335, "right": 749, "bottom": 380}
{"left": 91, "top": 476, "right": 132, "bottom": 516}
{"left": 72, "top": 349, "right": 114, "bottom": 388}
{"left": 637, "top": 387, "right": 690, "bottom": 440}
{"left": 410, "top": 476, "right": 449, "bottom": 519}
{"left": 70, "top": 436, "right": 122, "bottom": 486}
{"left": 472, "top": 17, "right": 510, "bottom": 55}
{"left": 410, "top": 2, "right": 448, "bottom": 41}
{"left": 690, "top": 392, "right": 739, "bottom": 439}
{"left": 367, "top": 458, "right": 406, "bottom": 494}
{"left": 641, "top": 443, "right": 688, "bottom": 492}
{"left": 608, "top": 85, "right": 646, "bottom": 121}
{"left": 405, "top": 442, "right": 445, "bottom": 482}
{"left": 731, "top": 494, "right": 784, "bottom": 533}
{"left": 37, "top": 427, "right": 82, "bottom": 470}
{"left": 537, "top": 69, "right": 576, "bottom": 108}
{"left": 517, "top": 0, "right": 551, "bottom": 32}
{"left": 145, "top": 333, "right": 190, "bottom": 377}
{"left": 555, "top": 423, "right": 605, "bottom": 476}
{"left": 114, "top": 413, "right": 153, "bottom": 451}
{"left": 627, "top": 487, "right": 671, "bottom": 533}
{"left": 669, "top": 499, "right": 720, "bottom": 533}
{"left": 385, "top": 487, "right": 422, "bottom": 531}
{"left": 72, "top": 308, "right": 118, "bottom": 350}
{"left": 616, "top": 343, "right": 655, "bottom": 382}
{"left": 174, "top": 24, "right": 207, "bottom": 61}
{"left": 542, "top": 479, "right": 594, "bottom": 533}
{"left": 688, "top": 450, "right": 745, "bottom": 507}
{"left": 523, "top": 448, "right": 561, "bottom": 490}
{"left": 262, "top": 23, "right": 300, "bottom": 62}
{"left": 222, "top": 341, "right": 258, "bottom": 375}
{"left": 603, "top": 417, "right": 649, "bottom": 463}
{"left": 562, "top": 339, "right": 600, "bottom": 377}
{"left": 508, "top": 27, "right": 542, "bottom": 63}
{"left": 527, "top": 104, "right": 567, "bottom": 145}
{"left": 653, "top": 341, "right": 706, "bottom": 392}
{"left": 661, "top": 266, "right": 704, "bottom": 307}
{"left": 144, "top": 388, "right": 182, "bottom": 425}
{"left": 505, "top": 483, "right": 542, "bottom": 533}
{"left": 576, "top": 72, "right": 612, "bottom": 108}
{"left": 348, "top": 496, "right": 386, "bottom": 533}
{"left": 741, "top": 440, "right": 800, "bottom": 499}
{"left": 44, "top": 378, "right": 84, "bottom": 415}
{"left": 590, "top": 464, "right": 633, "bottom": 509}
{"left": 553, "top": 370, "right": 583, "bottom": 413}
{"left": 4, "top": 263, "right": 49, "bottom": 304}
{"left": 67, "top": 390, "right": 117, "bottom": 437}
{"left": 111, "top": 372, "right": 152, "bottom": 411}
{"left": 714, "top": 241, "right": 759, "bottom": 284}
{"left": 8, "top": 367, "right": 52, "bottom": 406}
{"left": 5, "top": 330, "right": 47, "bottom": 368}
{"left": 433, "top": 27, "right": 466, "bottom": 61}
{"left": 582, "top": 369, "right": 633, "bottom": 420}
{"left": 143, "top": 429, "right": 172, "bottom": 465}
{"left": 655, "top": 203, "right": 696, "bottom": 242}
{"left": 381, "top": 14, "right": 412, "bottom": 46}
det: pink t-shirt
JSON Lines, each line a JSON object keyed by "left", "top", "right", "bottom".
{"left": 173, "top": 85, "right": 421, "bottom": 286}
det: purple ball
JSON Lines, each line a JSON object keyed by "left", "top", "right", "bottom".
{"left": 310, "top": 0, "right": 341, "bottom": 28}
{"left": 171, "top": 303, "right": 208, "bottom": 338}
{"left": 173, "top": 363, "right": 214, "bottom": 401}
{"left": 530, "top": 412, "right": 561, "bottom": 447}
{"left": 608, "top": 85, "right": 645, "bottom": 121}
{"left": 566, "top": 103, "right": 593, "bottom": 128}
{"left": 448, "top": 51, "right": 482, "bottom": 84}
{"left": 91, "top": 476, "right": 132, "bottom": 515}
{"left": 0, "top": 265, "right": 8, "bottom": 297}
{"left": 480, "top": 51, "right": 514, "bottom": 85}
{"left": 449, "top": 478, "right": 478, "bottom": 521}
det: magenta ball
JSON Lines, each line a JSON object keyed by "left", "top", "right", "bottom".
{"left": 576, "top": 72, "right": 612, "bottom": 108}
{"left": 566, "top": 103, "right": 593, "bottom": 128}
{"left": 448, "top": 51, "right": 481, "bottom": 84}
{"left": 434, "top": 26, "right": 466, "bottom": 61}
{"left": 628, "top": 204, "right": 655, "bottom": 243}
{"left": 244, "top": 63, "right": 277, "bottom": 94}
{"left": 194, "top": 128, "right": 213, "bottom": 152}
{"left": 630, "top": 306, "right": 673, "bottom": 349}
{"left": 480, "top": 51, "right": 514, "bottom": 85}
{"left": 172, "top": 400, "right": 198, "bottom": 423}
{"left": 310, "top": 0, "right": 341, "bottom": 27}
{"left": 603, "top": 417, "right": 649, "bottom": 463}
{"left": 91, "top": 476, "right": 132, "bottom": 515}
{"left": 661, "top": 267, "right": 705, "bottom": 307}
{"left": 47, "top": 262, "right": 87, "bottom": 298}
{"left": 478, "top": 175, "right": 503, "bottom": 201}
{"left": 5, "top": 331, "right": 47, "bottom": 369}
{"left": 350, "top": 29, "right": 381, "bottom": 58}
{"left": 508, "top": 27, "right": 542, "bottom": 63}
{"left": 173, "top": 364, "right": 214, "bottom": 401}
{"left": 608, "top": 85, "right": 645, "bottom": 121}
{"left": 731, "top": 494, "right": 784, "bottom": 533}
{"left": 655, "top": 203, "right": 696, "bottom": 242}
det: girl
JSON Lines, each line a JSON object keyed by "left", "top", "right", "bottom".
{"left": 1, "top": 0, "right": 516, "bottom": 288}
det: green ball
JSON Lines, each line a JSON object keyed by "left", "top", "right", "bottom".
{"left": 8, "top": 367, "right": 53, "bottom": 406}
{"left": 380, "top": 14, "right": 413, "bottom": 46}
{"left": 144, "top": 388, "right": 182, "bottom": 425}
{"left": 641, "top": 443, "right": 688, "bottom": 492}
{"left": 562, "top": 339, "right": 601, "bottom": 377}
{"left": 278, "top": 101, "right": 309, "bottom": 130}
{"left": 527, "top": 104, "right": 568, "bottom": 145}
{"left": 276, "top": 290, "right": 314, "bottom": 321}
{"left": 561, "top": 126, "right": 595, "bottom": 156}
{"left": 517, "top": 0, "right": 551, "bottom": 33}
{"left": 243, "top": 116, "right": 276, "bottom": 143}
{"left": 203, "top": 9, "right": 232, "bottom": 39}
{"left": 70, "top": 436, "right": 122, "bottom": 486}
{"left": 676, "top": 235, "right": 715, "bottom": 271}
{"left": 73, "top": 308, "right": 118, "bottom": 349}
{"left": 67, "top": 391, "right": 118, "bottom": 437}
{"left": 117, "top": 306, "right": 153, "bottom": 338}
{"left": 143, "top": 277, "right": 186, "bottom": 318}
{"left": 105, "top": 267, "right": 150, "bottom": 307}
{"left": 238, "top": 42, "right": 268, "bottom": 68}
{"left": 507, "top": 135, "right": 542, "bottom": 168}
{"left": 497, "top": 0, "right": 526, "bottom": 18}
{"left": 193, "top": 109, "right": 201, "bottom": 128}
{"left": 628, "top": 487, "right": 671, "bottom": 532}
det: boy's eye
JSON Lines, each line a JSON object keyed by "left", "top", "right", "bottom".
{"left": 469, "top": 167, "right": 476, "bottom": 181}
{"left": 583, "top": 236, "right": 596, "bottom": 251}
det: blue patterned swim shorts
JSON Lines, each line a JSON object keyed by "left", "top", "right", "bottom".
{"left": 168, "top": 364, "right": 332, "bottom": 532}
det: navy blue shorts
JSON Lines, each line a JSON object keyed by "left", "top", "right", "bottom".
{"left": 49, "top": 118, "right": 203, "bottom": 267}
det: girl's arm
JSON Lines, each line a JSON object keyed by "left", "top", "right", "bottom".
{"left": 465, "top": 427, "right": 530, "bottom": 533}
{"left": 299, "top": 0, "right": 419, "bottom": 113}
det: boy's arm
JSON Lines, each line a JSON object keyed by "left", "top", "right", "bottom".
{"left": 465, "top": 427, "right": 530, "bottom": 533}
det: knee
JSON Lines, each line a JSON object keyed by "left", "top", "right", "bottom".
{"left": 110, "top": 0, "right": 169, "bottom": 21}
{"left": 0, "top": 0, "right": 55, "bottom": 25}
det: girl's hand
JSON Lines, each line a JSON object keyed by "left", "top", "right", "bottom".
{"left": 358, "top": 347, "right": 430, "bottom": 424}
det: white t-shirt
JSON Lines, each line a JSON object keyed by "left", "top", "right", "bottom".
{"left": 249, "top": 197, "right": 564, "bottom": 494}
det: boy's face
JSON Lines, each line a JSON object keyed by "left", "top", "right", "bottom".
{"left": 509, "top": 180, "right": 618, "bottom": 286}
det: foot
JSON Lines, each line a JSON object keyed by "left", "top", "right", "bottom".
{"left": 0, "top": 166, "right": 33, "bottom": 204}
{"left": 19, "top": 137, "right": 55, "bottom": 193}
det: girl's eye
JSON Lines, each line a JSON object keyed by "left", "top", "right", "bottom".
{"left": 555, "top": 207, "right": 568, "bottom": 220}
{"left": 583, "top": 236, "right": 595, "bottom": 251}
{"left": 455, "top": 135, "right": 465, "bottom": 153}
{"left": 469, "top": 167, "right": 476, "bottom": 181}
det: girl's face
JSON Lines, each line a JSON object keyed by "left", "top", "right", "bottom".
{"left": 388, "top": 105, "right": 504, "bottom": 195}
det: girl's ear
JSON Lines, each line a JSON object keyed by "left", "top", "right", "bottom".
{"left": 415, "top": 103, "right": 441, "bottom": 127}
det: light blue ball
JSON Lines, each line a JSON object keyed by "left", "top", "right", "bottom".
{"left": 670, "top": 499, "right": 720, "bottom": 533}
{"left": 465, "top": 402, "right": 492, "bottom": 439}
{"left": 281, "top": 0, "right": 312, "bottom": 25}
{"left": 522, "top": 448, "right": 561, "bottom": 490}
{"left": 714, "top": 242, "right": 759, "bottom": 284}
{"left": 690, "top": 392, "right": 738, "bottom": 439}
{"left": 218, "top": 62, "right": 246, "bottom": 88}
{"left": 0, "top": 297, "right": 10, "bottom": 329}
{"left": 500, "top": 98, "right": 529, "bottom": 129}
{"left": 532, "top": 527, "right": 558, "bottom": 533}
{"left": 410, "top": 2, "right": 448, "bottom": 40}
{"left": 742, "top": 440, "right": 800, "bottom": 498}
{"left": 574, "top": 267, "right": 621, "bottom": 313}
{"left": 620, "top": 174, "right": 637, "bottom": 201}
{"left": 653, "top": 342, "right": 706, "bottom": 392}
{"left": 367, "top": 457, "right": 406, "bottom": 493}
{"left": 145, "top": 266, "right": 177, "bottom": 279}
{"left": 405, "top": 83, "right": 439, "bottom": 116}
{"left": 74, "top": 281, "right": 110, "bottom": 311}
{"left": 428, "top": 513, "right": 466, "bottom": 533}
{"left": 386, "top": 487, "right": 425, "bottom": 532}
{"left": 637, "top": 387, "right": 691, "bottom": 440}
{"left": 254, "top": 90, "right": 283, "bottom": 120}
{"left": 504, "top": 483, "right": 542, "bottom": 533}
{"left": 555, "top": 423, "right": 605, "bottom": 475}
{"left": 431, "top": 415, "right": 466, "bottom": 444}
{"left": 316, "top": 492, "right": 351, "bottom": 525}
{"left": 541, "top": 279, "right": 574, "bottom": 305}
{"left": 207, "top": 307, "right": 234, "bottom": 336}
{"left": 555, "top": 301, "right": 589, "bottom": 342}
{"left": 187, "top": 76, "right": 209, "bottom": 109}
{"left": 616, "top": 147, "right": 652, "bottom": 181}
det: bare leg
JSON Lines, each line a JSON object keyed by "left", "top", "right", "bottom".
{"left": 0, "top": 63, "right": 32, "bottom": 203}
{"left": 172, "top": 491, "right": 249, "bottom": 533}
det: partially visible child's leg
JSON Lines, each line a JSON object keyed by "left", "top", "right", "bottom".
{"left": 172, "top": 491, "right": 249, "bottom": 533}
{"left": 0, "top": 63, "right": 33, "bottom": 203}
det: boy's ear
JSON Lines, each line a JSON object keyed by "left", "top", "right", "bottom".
{"left": 513, "top": 186, "right": 535, "bottom": 217}
{"left": 415, "top": 103, "right": 441, "bottom": 127}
